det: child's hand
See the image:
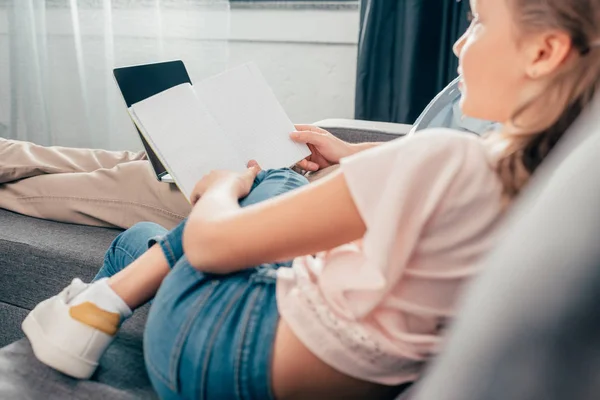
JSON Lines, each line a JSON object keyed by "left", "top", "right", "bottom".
{"left": 191, "top": 161, "right": 261, "bottom": 205}
{"left": 290, "top": 125, "right": 353, "bottom": 172}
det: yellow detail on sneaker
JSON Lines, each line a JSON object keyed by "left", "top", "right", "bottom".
{"left": 69, "top": 302, "right": 120, "bottom": 336}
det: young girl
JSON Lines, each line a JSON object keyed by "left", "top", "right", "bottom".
{"left": 22, "top": 0, "right": 600, "bottom": 399}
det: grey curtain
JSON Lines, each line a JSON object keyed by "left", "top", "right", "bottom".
{"left": 355, "top": 0, "right": 471, "bottom": 124}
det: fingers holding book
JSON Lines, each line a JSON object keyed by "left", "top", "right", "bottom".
{"left": 290, "top": 125, "right": 353, "bottom": 171}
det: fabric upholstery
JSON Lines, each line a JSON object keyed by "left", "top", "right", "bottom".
{"left": 0, "top": 209, "right": 121, "bottom": 347}
{"left": 321, "top": 125, "right": 405, "bottom": 144}
{"left": 0, "top": 302, "right": 28, "bottom": 346}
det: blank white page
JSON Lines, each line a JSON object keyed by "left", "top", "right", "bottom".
{"left": 194, "top": 63, "right": 311, "bottom": 170}
{"left": 131, "top": 83, "right": 242, "bottom": 200}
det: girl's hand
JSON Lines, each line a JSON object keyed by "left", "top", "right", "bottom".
{"left": 290, "top": 125, "right": 354, "bottom": 172}
{"left": 190, "top": 161, "right": 261, "bottom": 205}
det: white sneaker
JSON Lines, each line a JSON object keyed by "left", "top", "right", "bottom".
{"left": 22, "top": 279, "right": 122, "bottom": 379}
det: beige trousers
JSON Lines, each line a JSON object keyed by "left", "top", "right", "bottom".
{"left": 0, "top": 138, "right": 337, "bottom": 230}
{"left": 0, "top": 138, "right": 191, "bottom": 230}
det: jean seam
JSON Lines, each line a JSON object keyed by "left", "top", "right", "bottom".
{"left": 160, "top": 239, "right": 177, "bottom": 267}
{"left": 199, "top": 281, "right": 250, "bottom": 400}
{"left": 158, "top": 279, "right": 220, "bottom": 393}
{"left": 17, "top": 195, "right": 187, "bottom": 220}
{"left": 274, "top": 169, "right": 308, "bottom": 198}
{"left": 113, "top": 245, "right": 137, "bottom": 265}
{"left": 97, "top": 245, "right": 137, "bottom": 281}
{"left": 99, "top": 252, "right": 113, "bottom": 280}
{"left": 256, "top": 287, "right": 278, "bottom": 400}
{"left": 145, "top": 353, "right": 175, "bottom": 391}
{"left": 234, "top": 286, "right": 263, "bottom": 400}
{"left": 256, "top": 289, "right": 278, "bottom": 400}
{"left": 246, "top": 272, "right": 278, "bottom": 400}
{"left": 275, "top": 172, "right": 292, "bottom": 197}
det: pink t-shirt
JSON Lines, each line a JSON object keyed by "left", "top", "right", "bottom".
{"left": 276, "top": 129, "right": 504, "bottom": 385}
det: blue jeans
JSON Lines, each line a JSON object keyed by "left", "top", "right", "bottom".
{"left": 94, "top": 169, "right": 309, "bottom": 400}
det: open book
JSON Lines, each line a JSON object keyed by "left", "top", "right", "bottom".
{"left": 128, "top": 62, "right": 311, "bottom": 200}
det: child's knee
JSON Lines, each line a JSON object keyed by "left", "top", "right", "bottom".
{"left": 113, "top": 222, "right": 163, "bottom": 250}
{"left": 104, "top": 222, "right": 167, "bottom": 269}
{"left": 261, "top": 168, "right": 309, "bottom": 191}
{"left": 127, "top": 221, "right": 166, "bottom": 236}
{"left": 132, "top": 221, "right": 169, "bottom": 242}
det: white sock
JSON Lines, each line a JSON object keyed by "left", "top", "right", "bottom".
{"left": 71, "top": 278, "right": 132, "bottom": 319}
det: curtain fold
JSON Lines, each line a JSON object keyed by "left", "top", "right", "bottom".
{"left": 0, "top": 0, "right": 230, "bottom": 150}
{"left": 355, "top": 0, "right": 471, "bottom": 124}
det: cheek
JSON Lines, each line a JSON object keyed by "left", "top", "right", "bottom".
{"left": 459, "top": 35, "right": 522, "bottom": 123}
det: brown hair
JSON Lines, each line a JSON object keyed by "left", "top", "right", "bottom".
{"left": 492, "top": 0, "right": 600, "bottom": 199}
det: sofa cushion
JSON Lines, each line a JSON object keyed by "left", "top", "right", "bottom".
{"left": 0, "top": 208, "right": 122, "bottom": 347}
{"left": 0, "top": 209, "right": 121, "bottom": 311}
{"left": 0, "top": 303, "right": 28, "bottom": 346}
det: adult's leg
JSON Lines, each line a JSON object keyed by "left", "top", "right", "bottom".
{"left": 99, "top": 169, "right": 309, "bottom": 309}
{"left": 0, "top": 136, "right": 339, "bottom": 230}
{"left": 0, "top": 138, "right": 191, "bottom": 229}
{"left": 0, "top": 159, "right": 191, "bottom": 229}
{"left": 0, "top": 137, "right": 146, "bottom": 183}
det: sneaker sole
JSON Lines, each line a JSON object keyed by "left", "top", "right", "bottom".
{"left": 22, "top": 312, "right": 98, "bottom": 379}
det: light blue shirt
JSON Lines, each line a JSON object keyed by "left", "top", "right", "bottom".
{"left": 412, "top": 77, "right": 500, "bottom": 135}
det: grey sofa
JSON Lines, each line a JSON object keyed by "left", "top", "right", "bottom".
{"left": 0, "top": 121, "right": 410, "bottom": 399}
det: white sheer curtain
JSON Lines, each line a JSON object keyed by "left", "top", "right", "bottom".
{"left": 0, "top": 0, "right": 230, "bottom": 150}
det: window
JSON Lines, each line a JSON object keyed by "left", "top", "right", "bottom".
{"left": 229, "top": 0, "right": 359, "bottom": 9}
{"left": 230, "top": 0, "right": 354, "bottom": 2}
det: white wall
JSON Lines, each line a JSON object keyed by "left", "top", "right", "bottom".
{"left": 0, "top": 5, "right": 359, "bottom": 150}
{"left": 0, "top": 31, "right": 8, "bottom": 138}
{"left": 227, "top": 8, "right": 359, "bottom": 124}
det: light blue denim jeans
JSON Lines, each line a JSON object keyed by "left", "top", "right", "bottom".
{"left": 94, "top": 168, "right": 309, "bottom": 400}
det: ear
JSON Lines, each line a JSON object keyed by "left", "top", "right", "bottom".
{"left": 525, "top": 30, "right": 573, "bottom": 79}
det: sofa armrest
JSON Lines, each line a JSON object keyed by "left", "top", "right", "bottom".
{"left": 314, "top": 118, "right": 412, "bottom": 143}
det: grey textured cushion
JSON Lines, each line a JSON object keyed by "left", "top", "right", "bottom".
{"left": 0, "top": 302, "right": 28, "bottom": 345}
{"left": 324, "top": 126, "right": 405, "bottom": 144}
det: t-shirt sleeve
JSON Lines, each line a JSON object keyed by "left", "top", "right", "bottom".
{"left": 341, "top": 130, "right": 469, "bottom": 231}
{"left": 324, "top": 129, "right": 488, "bottom": 318}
